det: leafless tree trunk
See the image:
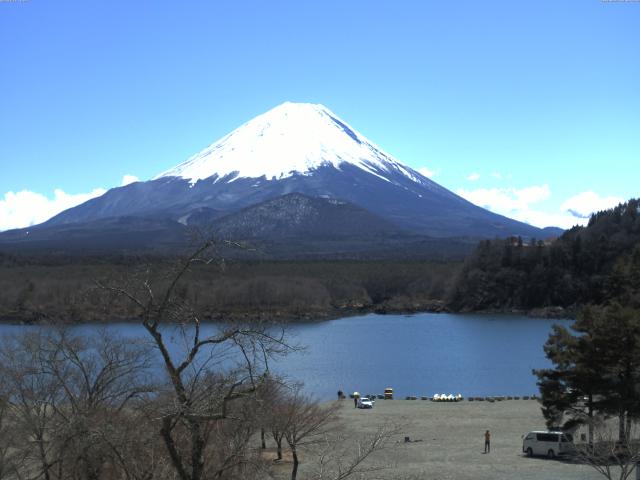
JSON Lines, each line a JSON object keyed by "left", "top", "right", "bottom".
{"left": 273, "top": 427, "right": 285, "bottom": 461}
{"left": 277, "top": 386, "right": 338, "bottom": 480}
{"left": 98, "top": 239, "right": 295, "bottom": 480}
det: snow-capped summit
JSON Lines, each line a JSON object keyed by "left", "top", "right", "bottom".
{"left": 155, "top": 102, "right": 423, "bottom": 185}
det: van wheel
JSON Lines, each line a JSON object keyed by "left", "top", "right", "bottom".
{"left": 526, "top": 448, "right": 533, "bottom": 457}
{"left": 547, "top": 449, "right": 555, "bottom": 459}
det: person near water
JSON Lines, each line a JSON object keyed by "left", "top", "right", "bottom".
{"left": 484, "top": 430, "right": 491, "bottom": 453}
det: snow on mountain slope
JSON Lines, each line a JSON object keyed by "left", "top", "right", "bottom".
{"left": 7, "top": 101, "right": 555, "bottom": 246}
{"left": 155, "top": 102, "right": 426, "bottom": 186}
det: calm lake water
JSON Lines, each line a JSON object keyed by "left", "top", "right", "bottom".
{"left": 0, "top": 313, "right": 571, "bottom": 401}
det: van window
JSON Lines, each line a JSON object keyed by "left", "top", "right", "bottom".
{"left": 525, "top": 433, "right": 534, "bottom": 440}
{"left": 536, "top": 433, "right": 560, "bottom": 442}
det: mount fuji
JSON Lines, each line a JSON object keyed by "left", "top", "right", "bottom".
{"left": 0, "top": 102, "right": 560, "bottom": 256}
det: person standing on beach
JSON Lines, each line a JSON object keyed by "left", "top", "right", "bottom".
{"left": 484, "top": 430, "right": 491, "bottom": 453}
{"left": 354, "top": 396, "right": 358, "bottom": 408}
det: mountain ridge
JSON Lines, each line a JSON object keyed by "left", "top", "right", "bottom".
{"left": 0, "top": 102, "right": 563, "bottom": 255}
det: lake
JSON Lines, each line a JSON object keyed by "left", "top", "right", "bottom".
{"left": 279, "top": 313, "right": 571, "bottom": 400}
{"left": 0, "top": 312, "right": 571, "bottom": 401}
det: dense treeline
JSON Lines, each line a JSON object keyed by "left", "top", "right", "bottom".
{"left": 449, "top": 199, "right": 640, "bottom": 313}
{"left": 0, "top": 258, "right": 460, "bottom": 323}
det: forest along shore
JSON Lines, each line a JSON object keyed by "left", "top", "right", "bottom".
{"left": 0, "top": 256, "right": 573, "bottom": 324}
{"left": 0, "top": 258, "right": 459, "bottom": 324}
{"left": 276, "top": 400, "right": 604, "bottom": 480}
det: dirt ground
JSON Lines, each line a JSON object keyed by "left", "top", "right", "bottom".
{"left": 272, "top": 399, "right": 611, "bottom": 480}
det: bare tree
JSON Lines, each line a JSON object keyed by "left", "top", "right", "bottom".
{"left": 271, "top": 409, "right": 288, "bottom": 462}
{"left": 0, "top": 329, "right": 157, "bottom": 480}
{"left": 253, "top": 374, "right": 288, "bottom": 459}
{"left": 0, "top": 389, "right": 21, "bottom": 480}
{"left": 574, "top": 418, "right": 640, "bottom": 480}
{"left": 277, "top": 387, "right": 339, "bottom": 480}
{"left": 309, "top": 423, "right": 402, "bottom": 480}
{"left": 98, "top": 239, "right": 295, "bottom": 480}
{"left": 40, "top": 330, "right": 154, "bottom": 480}
{"left": 87, "top": 399, "right": 173, "bottom": 480}
{"left": 0, "top": 331, "right": 66, "bottom": 480}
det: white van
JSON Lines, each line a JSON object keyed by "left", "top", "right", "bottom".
{"left": 522, "top": 431, "right": 575, "bottom": 458}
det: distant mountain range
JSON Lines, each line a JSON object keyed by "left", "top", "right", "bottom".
{"left": 0, "top": 102, "right": 562, "bottom": 258}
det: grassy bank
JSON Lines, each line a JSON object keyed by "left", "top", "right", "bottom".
{"left": 274, "top": 400, "right": 605, "bottom": 480}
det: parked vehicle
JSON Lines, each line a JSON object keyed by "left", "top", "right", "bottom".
{"left": 384, "top": 387, "right": 394, "bottom": 399}
{"left": 357, "top": 397, "right": 374, "bottom": 409}
{"left": 522, "top": 431, "right": 575, "bottom": 458}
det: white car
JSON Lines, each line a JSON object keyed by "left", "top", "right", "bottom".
{"left": 357, "top": 397, "right": 374, "bottom": 409}
{"left": 522, "top": 431, "right": 575, "bottom": 458}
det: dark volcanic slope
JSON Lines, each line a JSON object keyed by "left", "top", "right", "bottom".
{"left": 0, "top": 193, "right": 477, "bottom": 260}
{"left": 211, "top": 192, "right": 403, "bottom": 240}
{"left": 39, "top": 163, "right": 548, "bottom": 239}
{"left": 0, "top": 216, "right": 187, "bottom": 254}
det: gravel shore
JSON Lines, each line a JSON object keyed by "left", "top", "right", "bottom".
{"left": 287, "top": 399, "right": 607, "bottom": 480}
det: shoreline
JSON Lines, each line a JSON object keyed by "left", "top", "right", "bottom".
{"left": 0, "top": 302, "right": 575, "bottom": 325}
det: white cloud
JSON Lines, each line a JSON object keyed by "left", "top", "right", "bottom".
{"left": 455, "top": 184, "right": 563, "bottom": 230}
{"left": 560, "top": 191, "right": 623, "bottom": 219}
{"left": 467, "top": 173, "right": 480, "bottom": 181}
{"left": 0, "top": 188, "right": 107, "bottom": 231}
{"left": 457, "top": 184, "right": 549, "bottom": 213}
{"left": 417, "top": 166, "right": 437, "bottom": 178}
{"left": 456, "top": 185, "right": 626, "bottom": 230}
{"left": 0, "top": 172, "right": 144, "bottom": 231}
{"left": 121, "top": 174, "right": 139, "bottom": 186}
{"left": 491, "top": 172, "right": 502, "bottom": 179}
{"left": 515, "top": 184, "right": 551, "bottom": 204}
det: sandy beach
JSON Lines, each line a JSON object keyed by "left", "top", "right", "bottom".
{"left": 271, "top": 398, "right": 607, "bottom": 480}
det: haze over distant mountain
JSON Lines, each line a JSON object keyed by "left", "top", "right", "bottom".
{"left": 0, "top": 102, "right": 562, "bottom": 256}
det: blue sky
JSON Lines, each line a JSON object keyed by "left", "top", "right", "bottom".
{"left": 0, "top": 0, "right": 638, "bottom": 230}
